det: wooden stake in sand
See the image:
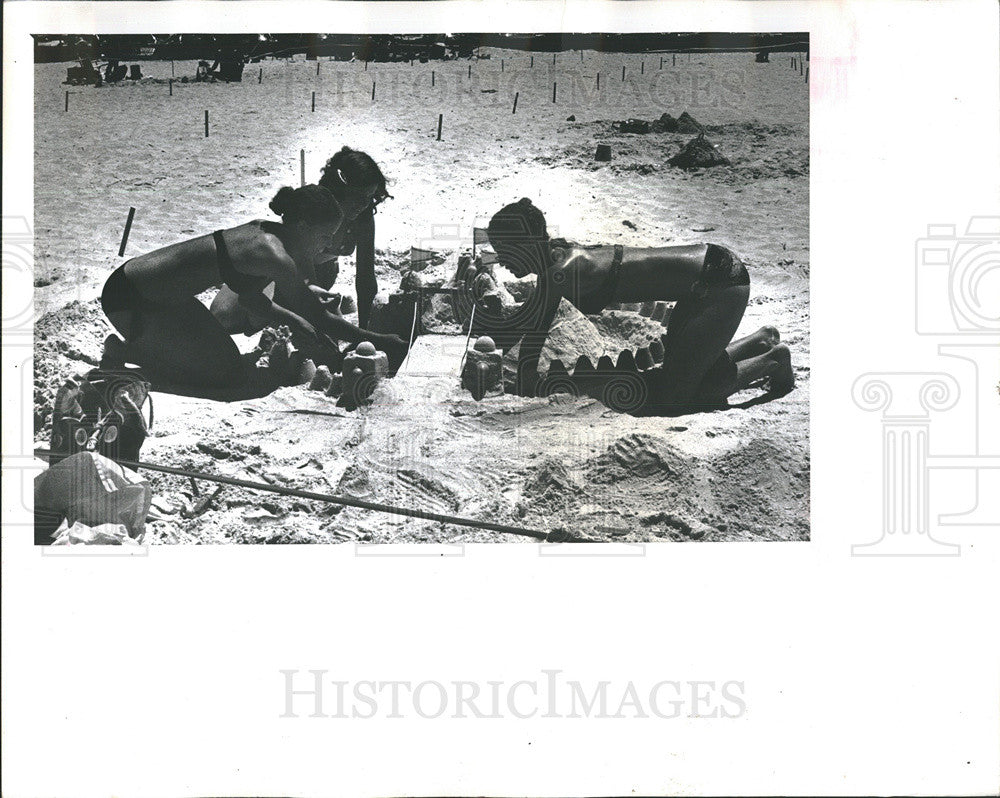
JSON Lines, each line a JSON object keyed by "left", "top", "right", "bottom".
{"left": 118, "top": 207, "right": 136, "bottom": 258}
{"left": 316, "top": 61, "right": 320, "bottom": 75}
{"left": 552, "top": 82, "right": 556, "bottom": 103}
{"left": 596, "top": 72, "right": 600, "bottom": 90}
{"left": 512, "top": 91, "right": 518, "bottom": 114}
{"left": 432, "top": 70, "right": 435, "bottom": 86}
{"left": 660, "top": 56, "right": 663, "bottom": 69}
{"left": 553, "top": 53, "right": 556, "bottom": 65}
{"left": 171, "top": 60, "right": 175, "bottom": 76}
{"left": 204, "top": 110, "right": 209, "bottom": 137}
{"left": 641, "top": 61, "right": 644, "bottom": 74}
{"left": 311, "top": 91, "right": 316, "bottom": 111}
{"left": 805, "top": 66, "right": 809, "bottom": 83}
{"left": 436, "top": 113, "right": 443, "bottom": 141}
{"left": 468, "top": 64, "right": 471, "bottom": 79}
{"left": 501, "top": 59, "right": 504, "bottom": 72}
{"left": 259, "top": 67, "right": 263, "bottom": 84}
{"left": 371, "top": 81, "right": 376, "bottom": 101}
{"left": 300, "top": 150, "right": 305, "bottom": 187}
{"left": 673, "top": 53, "right": 676, "bottom": 66}
{"left": 64, "top": 90, "right": 69, "bottom": 111}
{"left": 169, "top": 79, "right": 173, "bottom": 96}
{"left": 622, "top": 64, "right": 626, "bottom": 81}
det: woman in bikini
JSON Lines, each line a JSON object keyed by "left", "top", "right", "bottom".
{"left": 485, "top": 198, "right": 793, "bottom": 412}
{"left": 100, "top": 184, "right": 407, "bottom": 398}
{"left": 211, "top": 147, "right": 388, "bottom": 334}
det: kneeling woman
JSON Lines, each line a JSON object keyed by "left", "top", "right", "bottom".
{"left": 212, "top": 147, "right": 389, "bottom": 333}
{"left": 100, "top": 184, "right": 406, "bottom": 398}
{"left": 486, "top": 198, "right": 793, "bottom": 412}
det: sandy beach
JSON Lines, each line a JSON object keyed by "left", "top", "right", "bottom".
{"left": 34, "top": 48, "right": 810, "bottom": 543}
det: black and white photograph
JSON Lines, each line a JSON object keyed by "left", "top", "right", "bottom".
{"left": 3, "top": 2, "right": 998, "bottom": 797}
{"left": 31, "top": 30, "right": 809, "bottom": 545}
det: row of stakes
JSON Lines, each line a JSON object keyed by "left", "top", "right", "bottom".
{"left": 791, "top": 54, "right": 809, "bottom": 82}
{"left": 62, "top": 50, "right": 810, "bottom": 123}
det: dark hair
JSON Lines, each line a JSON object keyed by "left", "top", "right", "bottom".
{"left": 269, "top": 184, "right": 343, "bottom": 227}
{"left": 319, "top": 147, "right": 391, "bottom": 211}
{"left": 486, "top": 198, "right": 550, "bottom": 276}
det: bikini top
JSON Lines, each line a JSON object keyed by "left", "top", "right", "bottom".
{"left": 213, "top": 230, "right": 271, "bottom": 296}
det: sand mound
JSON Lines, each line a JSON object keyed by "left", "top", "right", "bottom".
{"left": 676, "top": 111, "right": 706, "bottom": 134}
{"left": 651, "top": 112, "right": 678, "bottom": 133}
{"left": 502, "top": 298, "right": 606, "bottom": 384}
{"left": 669, "top": 133, "right": 731, "bottom": 169}
{"left": 522, "top": 456, "right": 581, "bottom": 515}
{"left": 587, "top": 432, "right": 688, "bottom": 482}
{"left": 612, "top": 118, "right": 651, "bottom": 134}
{"left": 589, "top": 310, "right": 666, "bottom": 354}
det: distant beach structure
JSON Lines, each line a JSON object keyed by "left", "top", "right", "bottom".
{"left": 36, "top": 32, "right": 809, "bottom": 65}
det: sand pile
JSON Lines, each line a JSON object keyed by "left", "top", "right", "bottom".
{"left": 669, "top": 132, "right": 731, "bottom": 169}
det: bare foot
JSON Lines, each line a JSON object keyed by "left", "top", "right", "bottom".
{"left": 764, "top": 343, "right": 794, "bottom": 395}
{"left": 759, "top": 325, "right": 781, "bottom": 348}
{"left": 727, "top": 326, "right": 781, "bottom": 362}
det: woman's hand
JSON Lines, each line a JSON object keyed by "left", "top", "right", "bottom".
{"left": 376, "top": 334, "right": 409, "bottom": 373}
{"left": 283, "top": 313, "right": 340, "bottom": 354}
{"left": 308, "top": 284, "right": 343, "bottom": 309}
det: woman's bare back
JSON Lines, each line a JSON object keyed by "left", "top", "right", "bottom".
{"left": 548, "top": 242, "right": 709, "bottom": 307}
{"left": 122, "top": 221, "right": 282, "bottom": 305}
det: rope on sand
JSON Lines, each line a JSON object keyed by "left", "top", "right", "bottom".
{"left": 34, "top": 448, "right": 591, "bottom": 542}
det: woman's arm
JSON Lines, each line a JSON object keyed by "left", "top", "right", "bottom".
{"left": 261, "top": 254, "right": 408, "bottom": 374}
{"left": 236, "top": 290, "right": 334, "bottom": 348}
{"left": 268, "top": 261, "right": 398, "bottom": 346}
{"left": 353, "top": 210, "right": 377, "bottom": 329}
{"left": 513, "top": 275, "right": 562, "bottom": 396}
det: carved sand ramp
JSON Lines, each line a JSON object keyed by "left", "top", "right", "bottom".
{"left": 337, "top": 335, "right": 527, "bottom": 542}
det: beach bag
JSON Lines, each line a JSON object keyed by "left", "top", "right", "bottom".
{"left": 35, "top": 452, "right": 152, "bottom": 544}
{"left": 48, "top": 368, "right": 152, "bottom": 468}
